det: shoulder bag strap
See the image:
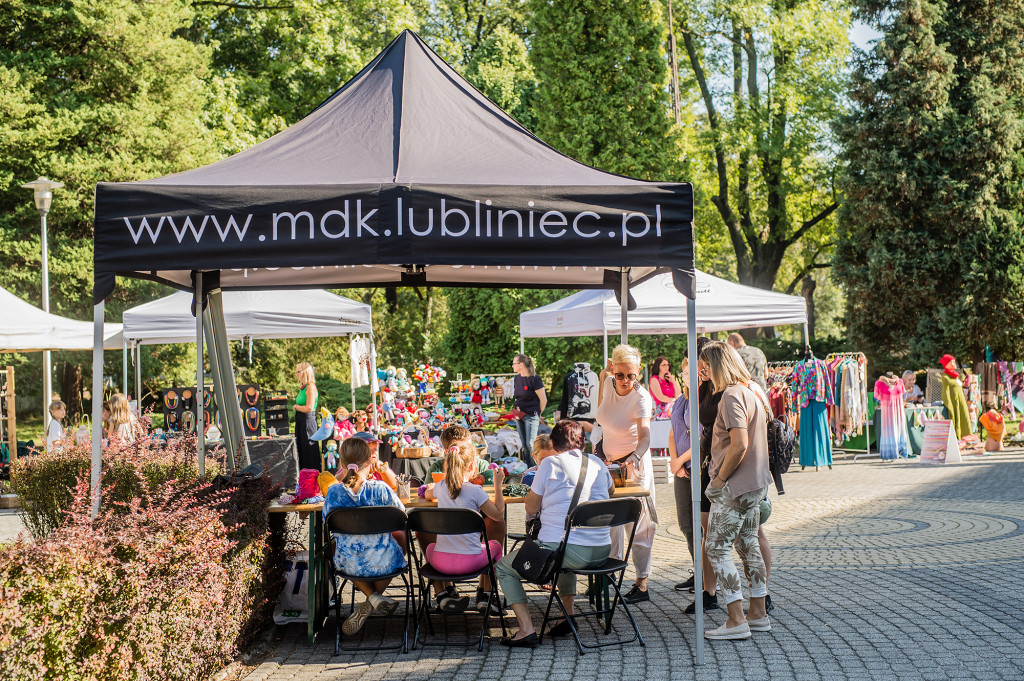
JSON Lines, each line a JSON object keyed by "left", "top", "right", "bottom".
{"left": 563, "top": 450, "right": 591, "bottom": 531}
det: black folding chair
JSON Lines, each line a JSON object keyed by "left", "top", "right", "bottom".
{"left": 406, "top": 508, "right": 508, "bottom": 651}
{"left": 325, "top": 506, "right": 414, "bottom": 654}
{"left": 538, "top": 497, "right": 645, "bottom": 654}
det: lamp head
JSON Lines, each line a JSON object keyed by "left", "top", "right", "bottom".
{"left": 20, "top": 177, "right": 64, "bottom": 215}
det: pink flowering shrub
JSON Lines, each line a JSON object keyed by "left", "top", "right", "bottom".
{"left": 11, "top": 430, "right": 220, "bottom": 538}
{"left": 0, "top": 433, "right": 282, "bottom": 681}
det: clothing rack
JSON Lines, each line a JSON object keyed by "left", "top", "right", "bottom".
{"left": 825, "top": 352, "right": 873, "bottom": 460}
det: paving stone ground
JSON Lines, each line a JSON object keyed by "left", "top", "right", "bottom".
{"left": 241, "top": 452, "right": 1024, "bottom": 681}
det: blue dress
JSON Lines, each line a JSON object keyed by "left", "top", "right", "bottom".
{"left": 799, "top": 400, "right": 833, "bottom": 467}
{"left": 323, "top": 480, "right": 406, "bottom": 577}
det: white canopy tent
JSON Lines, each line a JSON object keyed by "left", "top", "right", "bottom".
{"left": 519, "top": 269, "right": 809, "bottom": 360}
{"left": 120, "top": 289, "right": 375, "bottom": 411}
{"left": 0, "top": 285, "right": 123, "bottom": 352}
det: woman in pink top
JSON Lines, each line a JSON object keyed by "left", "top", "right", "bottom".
{"left": 649, "top": 356, "right": 680, "bottom": 420}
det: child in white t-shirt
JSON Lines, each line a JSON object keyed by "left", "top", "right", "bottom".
{"left": 46, "top": 400, "right": 66, "bottom": 451}
{"left": 425, "top": 442, "right": 505, "bottom": 612}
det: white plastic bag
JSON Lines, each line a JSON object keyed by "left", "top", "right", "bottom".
{"left": 273, "top": 550, "right": 310, "bottom": 624}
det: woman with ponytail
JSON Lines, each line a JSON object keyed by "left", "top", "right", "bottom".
{"left": 424, "top": 442, "right": 506, "bottom": 613}
{"left": 323, "top": 437, "right": 407, "bottom": 636}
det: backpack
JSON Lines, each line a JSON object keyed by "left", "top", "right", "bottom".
{"left": 748, "top": 385, "right": 796, "bottom": 475}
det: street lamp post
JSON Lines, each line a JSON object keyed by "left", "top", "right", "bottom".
{"left": 21, "top": 177, "right": 64, "bottom": 430}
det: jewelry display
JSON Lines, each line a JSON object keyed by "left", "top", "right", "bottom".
{"left": 164, "top": 390, "right": 178, "bottom": 410}
{"left": 181, "top": 410, "right": 195, "bottom": 432}
{"left": 245, "top": 407, "right": 261, "bottom": 432}
{"left": 181, "top": 388, "right": 194, "bottom": 410}
{"left": 245, "top": 386, "right": 259, "bottom": 406}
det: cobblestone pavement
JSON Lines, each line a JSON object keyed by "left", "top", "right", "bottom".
{"left": 244, "top": 453, "right": 1024, "bottom": 681}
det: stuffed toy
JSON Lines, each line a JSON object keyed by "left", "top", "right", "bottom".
{"left": 333, "top": 407, "right": 355, "bottom": 440}
{"left": 352, "top": 409, "right": 369, "bottom": 432}
{"left": 324, "top": 442, "right": 339, "bottom": 469}
{"left": 381, "top": 387, "right": 395, "bottom": 419}
{"left": 295, "top": 469, "right": 322, "bottom": 503}
{"left": 471, "top": 378, "right": 483, "bottom": 404}
{"left": 317, "top": 470, "right": 337, "bottom": 497}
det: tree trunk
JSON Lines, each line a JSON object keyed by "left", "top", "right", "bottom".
{"left": 61, "top": 362, "right": 84, "bottom": 424}
{"left": 802, "top": 274, "right": 817, "bottom": 344}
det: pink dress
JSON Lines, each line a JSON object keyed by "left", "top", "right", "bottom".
{"left": 873, "top": 379, "right": 909, "bottom": 460}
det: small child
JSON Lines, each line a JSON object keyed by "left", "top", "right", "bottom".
{"left": 323, "top": 438, "right": 407, "bottom": 636}
{"left": 425, "top": 442, "right": 505, "bottom": 613}
{"left": 46, "top": 400, "right": 66, "bottom": 450}
{"left": 522, "top": 434, "right": 555, "bottom": 487}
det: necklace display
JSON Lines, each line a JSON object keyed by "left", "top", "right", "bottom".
{"left": 164, "top": 390, "right": 178, "bottom": 410}
{"left": 245, "top": 407, "right": 261, "bottom": 432}
{"left": 181, "top": 388, "right": 194, "bottom": 410}
{"left": 204, "top": 388, "right": 212, "bottom": 408}
{"left": 245, "top": 386, "right": 259, "bottom": 406}
{"left": 167, "top": 411, "right": 178, "bottom": 426}
{"left": 181, "top": 410, "right": 195, "bottom": 432}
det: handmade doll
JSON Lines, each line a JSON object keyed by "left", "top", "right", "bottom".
{"left": 352, "top": 409, "right": 369, "bottom": 432}
{"left": 471, "top": 378, "right": 483, "bottom": 404}
{"left": 324, "top": 441, "right": 338, "bottom": 469}
{"left": 380, "top": 387, "right": 396, "bottom": 420}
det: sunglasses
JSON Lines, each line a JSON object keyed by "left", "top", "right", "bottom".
{"left": 614, "top": 372, "right": 638, "bottom": 382}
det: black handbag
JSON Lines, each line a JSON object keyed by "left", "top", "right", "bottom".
{"left": 512, "top": 451, "right": 590, "bottom": 585}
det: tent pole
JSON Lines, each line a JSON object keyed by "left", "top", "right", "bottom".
{"left": 369, "top": 330, "right": 380, "bottom": 430}
{"left": 90, "top": 300, "right": 105, "bottom": 519}
{"left": 687, "top": 296, "right": 704, "bottom": 665}
{"left": 350, "top": 335, "right": 356, "bottom": 412}
{"left": 803, "top": 322, "right": 809, "bottom": 348}
{"left": 196, "top": 272, "right": 205, "bottom": 477}
{"left": 122, "top": 340, "right": 128, "bottom": 397}
{"left": 603, "top": 329, "right": 608, "bottom": 365}
{"left": 134, "top": 343, "right": 141, "bottom": 417}
{"left": 620, "top": 268, "right": 629, "bottom": 345}
{"left": 203, "top": 288, "right": 248, "bottom": 471}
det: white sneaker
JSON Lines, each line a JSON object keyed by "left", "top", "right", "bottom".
{"left": 705, "top": 621, "right": 752, "bottom": 640}
{"left": 368, "top": 592, "right": 399, "bottom": 616}
{"left": 746, "top": 616, "right": 771, "bottom": 632}
{"left": 342, "top": 600, "right": 374, "bottom": 635}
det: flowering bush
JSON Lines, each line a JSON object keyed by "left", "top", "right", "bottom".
{"left": 11, "top": 432, "right": 219, "bottom": 538}
{"left": 0, "top": 433, "right": 282, "bottom": 681}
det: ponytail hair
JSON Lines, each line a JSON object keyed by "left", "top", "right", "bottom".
{"left": 514, "top": 354, "right": 536, "bottom": 376}
{"left": 443, "top": 442, "right": 477, "bottom": 500}
{"left": 339, "top": 438, "right": 372, "bottom": 493}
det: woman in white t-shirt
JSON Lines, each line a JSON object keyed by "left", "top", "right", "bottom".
{"left": 494, "top": 419, "right": 614, "bottom": 648}
{"left": 595, "top": 343, "right": 656, "bottom": 605}
{"left": 425, "top": 442, "right": 505, "bottom": 613}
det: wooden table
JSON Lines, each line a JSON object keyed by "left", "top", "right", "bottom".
{"left": 268, "top": 482, "right": 650, "bottom": 645}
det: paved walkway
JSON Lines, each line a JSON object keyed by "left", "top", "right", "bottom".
{"left": 240, "top": 452, "right": 1024, "bottom": 681}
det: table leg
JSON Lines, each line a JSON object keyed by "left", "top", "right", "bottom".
{"left": 307, "top": 512, "right": 327, "bottom": 646}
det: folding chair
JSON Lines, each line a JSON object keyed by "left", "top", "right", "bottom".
{"left": 406, "top": 508, "right": 508, "bottom": 651}
{"left": 538, "top": 497, "right": 645, "bottom": 654}
{"left": 325, "top": 506, "right": 414, "bottom": 654}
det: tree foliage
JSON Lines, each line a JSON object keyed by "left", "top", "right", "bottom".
{"left": 834, "top": 0, "right": 1024, "bottom": 364}
{"left": 530, "top": 0, "right": 679, "bottom": 180}
{"left": 676, "top": 0, "right": 850, "bottom": 294}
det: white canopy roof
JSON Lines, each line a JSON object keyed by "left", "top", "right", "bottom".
{"left": 0, "top": 286, "right": 122, "bottom": 352}
{"left": 122, "top": 289, "right": 372, "bottom": 345}
{"left": 520, "top": 270, "right": 807, "bottom": 337}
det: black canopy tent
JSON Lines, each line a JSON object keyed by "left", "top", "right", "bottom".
{"left": 90, "top": 30, "right": 706, "bottom": 659}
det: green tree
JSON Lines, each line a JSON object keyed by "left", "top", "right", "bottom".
{"left": 423, "top": 0, "right": 531, "bottom": 65}
{"left": 676, "top": 0, "right": 850, "bottom": 294}
{"left": 530, "top": 0, "right": 679, "bottom": 180}
{"left": 834, "top": 0, "right": 1024, "bottom": 364}
{"left": 464, "top": 26, "right": 537, "bottom": 128}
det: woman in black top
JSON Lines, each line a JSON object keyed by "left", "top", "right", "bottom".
{"left": 685, "top": 342, "right": 723, "bottom": 614}
{"left": 512, "top": 354, "right": 546, "bottom": 467}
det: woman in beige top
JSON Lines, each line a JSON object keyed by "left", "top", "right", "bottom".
{"left": 699, "top": 341, "right": 772, "bottom": 641}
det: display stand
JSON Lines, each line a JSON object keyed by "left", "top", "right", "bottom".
{"left": 264, "top": 390, "right": 289, "bottom": 436}
{"left": 920, "top": 419, "right": 962, "bottom": 464}
{"left": 238, "top": 384, "right": 261, "bottom": 436}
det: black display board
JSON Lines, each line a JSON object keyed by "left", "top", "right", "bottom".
{"left": 238, "top": 384, "right": 262, "bottom": 436}
{"left": 264, "top": 390, "right": 290, "bottom": 436}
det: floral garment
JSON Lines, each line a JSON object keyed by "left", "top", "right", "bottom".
{"left": 323, "top": 480, "right": 406, "bottom": 578}
{"left": 791, "top": 359, "right": 835, "bottom": 409}
{"left": 704, "top": 481, "right": 768, "bottom": 605}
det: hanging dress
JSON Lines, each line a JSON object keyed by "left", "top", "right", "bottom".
{"left": 941, "top": 373, "right": 972, "bottom": 439}
{"left": 295, "top": 383, "right": 321, "bottom": 471}
{"left": 873, "top": 379, "right": 909, "bottom": 460}
{"left": 792, "top": 359, "right": 834, "bottom": 468}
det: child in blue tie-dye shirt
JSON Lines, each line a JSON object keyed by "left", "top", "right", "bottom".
{"left": 324, "top": 437, "right": 407, "bottom": 636}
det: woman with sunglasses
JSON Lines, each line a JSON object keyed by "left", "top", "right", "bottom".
{"left": 595, "top": 343, "right": 656, "bottom": 604}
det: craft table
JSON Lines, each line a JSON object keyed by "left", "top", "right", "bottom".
{"left": 269, "top": 482, "right": 650, "bottom": 645}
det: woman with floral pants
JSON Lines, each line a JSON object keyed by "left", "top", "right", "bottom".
{"left": 698, "top": 341, "right": 773, "bottom": 640}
